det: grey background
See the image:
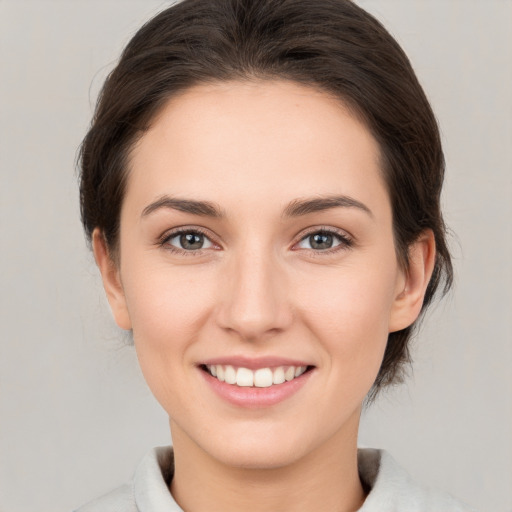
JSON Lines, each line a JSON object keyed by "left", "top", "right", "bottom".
{"left": 1, "top": 1, "right": 510, "bottom": 511}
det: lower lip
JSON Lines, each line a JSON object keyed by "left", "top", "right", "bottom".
{"left": 200, "top": 368, "right": 313, "bottom": 408}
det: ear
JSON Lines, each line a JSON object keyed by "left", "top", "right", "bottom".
{"left": 92, "top": 228, "right": 132, "bottom": 330}
{"left": 388, "top": 230, "right": 436, "bottom": 333}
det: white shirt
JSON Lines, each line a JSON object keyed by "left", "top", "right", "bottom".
{"left": 75, "top": 446, "right": 476, "bottom": 511}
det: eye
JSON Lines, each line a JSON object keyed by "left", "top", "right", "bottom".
{"left": 164, "top": 230, "right": 214, "bottom": 251}
{"left": 295, "top": 230, "right": 352, "bottom": 251}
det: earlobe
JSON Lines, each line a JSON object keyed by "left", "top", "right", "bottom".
{"left": 388, "top": 230, "right": 436, "bottom": 333}
{"left": 92, "top": 228, "right": 132, "bottom": 330}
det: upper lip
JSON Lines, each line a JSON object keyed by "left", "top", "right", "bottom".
{"left": 200, "top": 356, "right": 313, "bottom": 370}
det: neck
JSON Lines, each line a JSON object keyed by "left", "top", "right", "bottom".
{"left": 169, "top": 415, "right": 365, "bottom": 512}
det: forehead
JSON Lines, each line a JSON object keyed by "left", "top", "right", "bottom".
{"left": 125, "top": 80, "right": 389, "bottom": 218}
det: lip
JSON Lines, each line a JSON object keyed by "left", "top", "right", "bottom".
{"left": 198, "top": 360, "right": 314, "bottom": 408}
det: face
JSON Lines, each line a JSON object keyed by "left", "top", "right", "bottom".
{"left": 96, "top": 80, "right": 429, "bottom": 470}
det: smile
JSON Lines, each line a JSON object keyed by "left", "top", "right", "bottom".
{"left": 204, "top": 364, "right": 308, "bottom": 387}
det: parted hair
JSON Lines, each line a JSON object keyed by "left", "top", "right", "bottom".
{"left": 79, "top": 0, "right": 453, "bottom": 397}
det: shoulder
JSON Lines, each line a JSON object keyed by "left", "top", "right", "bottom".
{"left": 357, "top": 448, "right": 477, "bottom": 512}
{"left": 74, "top": 483, "right": 136, "bottom": 512}
{"left": 74, "top": 446, "right": 181, "bottom": 512}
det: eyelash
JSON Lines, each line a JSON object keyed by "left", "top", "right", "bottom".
{"left": 158, "top": 226, "right": 354, "bottom": 256}
{"left": 158, "top": 226, "right": 218, "bottom": 256}
{"left": 292, "top": 227, "right": 354, "bottom": 254}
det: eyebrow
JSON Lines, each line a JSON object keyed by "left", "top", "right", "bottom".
{"left": 283, "top": 195, "right": 373, "bottom": 218}
{"left": 141, "top": 196, "right": 225, "bottom": 218}
{"left": 141, "top": 194, "right": 373, "bottom": 220}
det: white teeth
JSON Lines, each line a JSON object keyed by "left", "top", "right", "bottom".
{"left": 284, "top": 366, "right": 295, "bottom": 381}
{"left": 236, "top": 367, "right": 254, "bottom": 387}
{"left": 254, "top": 368, "right": 273, "bottom": 388}
{"left": 224, "top": 365, "right": 236, "bottom": 385}
{"left": 295, "top": 366, "right": 306, "bottom": 377}
{"left": 272, "top": 367, "right": 285, "bottom": 385}
{"left": 206, "top": 364, "right": 308, "bottom": 387}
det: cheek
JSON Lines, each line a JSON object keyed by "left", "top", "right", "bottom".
{"left": 123, "top": 262, "right": 215, "bottom": 334}
{"left": 294, "top": 261, "right": 398, "bottom": 376}
{"left": 120, "top": 263, "right": 217, "bottom": 375}
{"left": 120, "top": 264, "right": 221, "bottom": 415}
{"left": 298, "top": 263, "right": 396, "bottom": 330}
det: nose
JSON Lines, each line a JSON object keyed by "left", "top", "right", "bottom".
{"left": 215, "top": 246, "right": 293, "bottom": 342}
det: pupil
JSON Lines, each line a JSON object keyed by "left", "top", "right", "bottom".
{"left": 180, "top": 233, "right": 203, "bottom": 250}
{"left": 311, "top": 233, "right": 333, "bottom": 250}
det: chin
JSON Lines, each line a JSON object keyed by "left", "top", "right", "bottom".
{"left": 191, "top": 416, "right": 337, "bottom": 471}
{"left": 210, "top": 438, "right": 308, "bottom": 470}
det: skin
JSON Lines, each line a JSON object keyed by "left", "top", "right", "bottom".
{"left": 93, "top": 80, "right": 435, "bottom": 512}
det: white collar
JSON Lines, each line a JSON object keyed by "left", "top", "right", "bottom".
{"left": 130, "top": 446, "right": 475, "bottom": 512}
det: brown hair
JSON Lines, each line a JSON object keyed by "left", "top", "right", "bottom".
{"left": 79, "top": 0, "right": 453, "bottom": 396}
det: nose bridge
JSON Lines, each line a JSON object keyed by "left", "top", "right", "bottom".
{"left": 217, "top": 239, "right": 292, "bottom": 340}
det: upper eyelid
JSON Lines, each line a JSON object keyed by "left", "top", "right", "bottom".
{"left": 158, "top": 227, "right": 220, "bottom": 256}
{"left": 291, "top": 227, "right": 354, "bottom": 253}
{"left": 159, "top": 225, "right": 217, "bottom": 244}
{"left": 157, "top": 225, "right": 353, "bottom": 250}
{"left": 294, "top": 225, "right": 353, "bottom": 242}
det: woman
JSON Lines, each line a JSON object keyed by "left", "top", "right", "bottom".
{"left": 76, "top": 0, "right": 475, "bottom": 510}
